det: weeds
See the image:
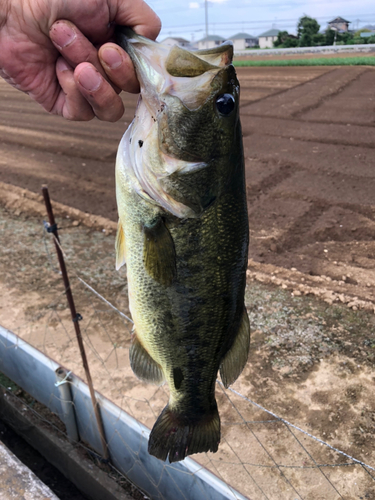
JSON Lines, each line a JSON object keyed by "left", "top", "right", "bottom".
{"left": 233, "top": 56, "right": 375, "bottom": 67}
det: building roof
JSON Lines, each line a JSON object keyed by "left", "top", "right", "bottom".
{"left": 229, "top": 32, "right": 257, "bottom": 40}
{"left": 328, "top": 17, "right": 350, "bottom": 24}
{"left": 258, "top": 29, "right": 281, "bottom": 38}
{"left": 161, "top": 36, "right": 190, "bottom": 44}
{"left": 197, "top": 35, "right": 225, "bottom": 43}
{"left": 360, "top": 32, "right": 375, "bottom": 37}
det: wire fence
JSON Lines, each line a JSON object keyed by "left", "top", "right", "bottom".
{"left": 0, "top": 204, "right": 374, "bottom": 500}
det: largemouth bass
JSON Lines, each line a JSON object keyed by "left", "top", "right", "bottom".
{"left": 115, "top": 27, "right": 249, "bottom": 463}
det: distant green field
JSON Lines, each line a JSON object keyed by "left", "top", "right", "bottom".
{"left": 233, "top": 56, "right": 375, "bottom": 67}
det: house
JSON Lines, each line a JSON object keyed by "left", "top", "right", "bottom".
{"left": 360, "top": 25, "right": 375, "bottom": 37}
{"left": 328, "top": 17, "right": 350, "bottom": 32}
{"left": 258, "top": 29, "right": 280, "bottom": 49}
{"left": 228, "top": 32, "right": 258, "bottom": 51}
{"left": 160, "top": 37, "right": 191, "bottom": 48}
{"left": 360, "top": 32, "right": 375, "bottom": 39}
{"left": 195, "top": 35, "right": 225, "bottom": 50}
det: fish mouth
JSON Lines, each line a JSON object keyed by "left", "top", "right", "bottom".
{"left": 115, "top": 26, "right": 233, "bottom": 112}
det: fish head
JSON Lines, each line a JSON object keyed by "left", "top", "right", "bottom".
{"left": 116, "top": 27, "right": 240, "bottom": 218}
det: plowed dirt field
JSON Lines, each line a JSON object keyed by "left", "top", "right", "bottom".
{"left": 1, "top": 66, "right": 374, "bottom": 309}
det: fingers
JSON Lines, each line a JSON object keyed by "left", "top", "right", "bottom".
{"left": 51, "top": 57, "right": 125, "bottom": 122}
{"left": 50, "top": 20, "right": 111, "bottom": 85}
{"left": 99, "top": 43, "right": 139, "bottom": 94}
{"left": 74, "top": 62, "right": 124, "bottom": 122}
{"left": 53, "top": 58, "right": 94, "bottom": 121}
{"left": 48, "top": 0, "right": 162, "bottom": 123}
{"left": 50, "top": 20, "right": 124, "bottom": 121}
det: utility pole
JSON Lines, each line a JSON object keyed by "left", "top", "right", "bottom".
{"left": 205, "top": 0, "right": 208, "bottom": 38}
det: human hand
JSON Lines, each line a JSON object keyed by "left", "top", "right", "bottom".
{"left": 0, "top": 0, "right": 160, "bottom": 121}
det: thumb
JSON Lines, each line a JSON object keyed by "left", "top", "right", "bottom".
{"left": 111, "top": 0, "right": 161, "bottom": 40}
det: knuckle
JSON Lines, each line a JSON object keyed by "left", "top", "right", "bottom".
{"left": 65, "top": 105, "right": 95, "bottom": 122}
{"left": 97, "top": 102, "right": 124, "bottom": 122}
{"left": 70, "top": 113, "right": 94, "bottom": 122}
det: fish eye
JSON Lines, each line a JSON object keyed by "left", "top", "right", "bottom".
{"left": 216, "top": 94, "right": 235, "bottom": 115}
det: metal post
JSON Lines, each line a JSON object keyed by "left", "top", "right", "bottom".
{"left": 42, "top": 186, "right": 110, "bottom": 461}
{"left": 55, "top": 367, "right": 79, "bottom": 444}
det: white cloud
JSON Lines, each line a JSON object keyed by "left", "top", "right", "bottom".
{"left": 189, "top": 2, "right": 199, "bottom": 7}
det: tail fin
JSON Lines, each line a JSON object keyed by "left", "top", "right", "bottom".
{"left": 148, "top": 405, "right": 220, "bottom": 463}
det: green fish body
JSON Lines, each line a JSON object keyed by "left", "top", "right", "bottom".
{"left": 115, "top": 28, "right": 249, "bottom": 463}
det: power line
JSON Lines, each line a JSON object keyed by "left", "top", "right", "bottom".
{"left": 161, "top": 23, "right": 374, "bottom": 37}
{"left": 205, "top": 0, "right": 208, "bottom": 37}
{"left": 161, "top": 13, "right": 375, "bottom": 30}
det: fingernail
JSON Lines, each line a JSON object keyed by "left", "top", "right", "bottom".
{"left": 56, "top": 58, "right": 71, "bottom": 72}
{"left": 78, "top": 67, "right": 102, "bottom": 91}
{"left": 101, "top": 47, "right": 122, "bottom": 69}
{"left": 51, "top": 22, "right": 76, "bottom": 49}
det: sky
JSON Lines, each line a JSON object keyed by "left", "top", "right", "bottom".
{"left": 146, "top": 0, "right": 375, "bottom": 41}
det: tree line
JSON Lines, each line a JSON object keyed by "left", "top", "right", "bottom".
{"left": 274, "top": 15, "right": 375, "bottom": 48}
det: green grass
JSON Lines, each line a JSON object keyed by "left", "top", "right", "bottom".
{"left": 233, "top": 56, "right": 375, "bottom": 67}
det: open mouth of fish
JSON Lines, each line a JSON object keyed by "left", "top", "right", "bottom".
{"left": 115, "top": 27, "right": 236, "bottom": 219}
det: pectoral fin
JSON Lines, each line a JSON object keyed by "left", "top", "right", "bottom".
{"left": 130, "top": 334, "right": 165, "bottom": 385}
{"left": 220, "top": 308, "right": 250, "bottom": 388}
{"left": 143, "top": 218, "right": 176, "bottom": 286}
{"left": 115, "top": 219, "right": 126, "bottom": 271}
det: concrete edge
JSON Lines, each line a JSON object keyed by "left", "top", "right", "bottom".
{"left": 0, "top": 387, "right": 135, "bottom": 500}
{"left": 0, "top": 440, "right": 59, "bottom": 500}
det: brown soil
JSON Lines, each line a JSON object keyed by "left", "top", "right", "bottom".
{"left": 0, "top": 206, "right": 374, "bottom": 499}
{"left": 1, "top": 65, "right": 375, "bottom": 499}
{"left": 0, "top": 66, "right": 374, "bottom": 311}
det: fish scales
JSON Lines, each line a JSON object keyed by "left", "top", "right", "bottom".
{"left": 115, "top": 27, "right": 250, "bottom": 463}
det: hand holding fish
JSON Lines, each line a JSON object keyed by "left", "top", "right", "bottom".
{"left": 0, "top": 0, "right": 160, "bottom": 121}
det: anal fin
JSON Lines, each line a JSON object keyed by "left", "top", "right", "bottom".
{"left": 115, "top": 219, "right": 126, "bottom": 270}
{"left": 143, "top": 218, "right": 176, "bottom": 286}
{"left": 130, "top": 334, "right": 165, "bottom": 385}
{"left": 220, "top": 308, "right": 250, "bottom": 388}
